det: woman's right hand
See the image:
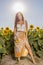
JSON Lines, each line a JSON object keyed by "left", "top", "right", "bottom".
{"left": 14, "top": 35, "right": 19, "bottom": 44}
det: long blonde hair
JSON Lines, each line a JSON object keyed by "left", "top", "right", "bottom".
{"left": 14, "top": 12, "right": 24, "bottom": 27}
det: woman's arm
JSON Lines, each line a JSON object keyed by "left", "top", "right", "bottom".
{"left": 25, "top": 20, "right": 28, "bottom": 38}
{"left": 14, "top": 26, "right": 16, "bottom": 36}
{"left": 14, "top": 25, "right": 17, "bottom": 40}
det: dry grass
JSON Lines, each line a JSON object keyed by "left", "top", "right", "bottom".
{"left": 0, "top": 54, "right": 43, "bottom": 65}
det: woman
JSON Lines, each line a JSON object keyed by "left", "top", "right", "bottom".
{"left": 14, "top": 12, "right": 36, "bottom": 64}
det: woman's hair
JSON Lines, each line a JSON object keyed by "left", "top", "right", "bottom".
{"left": 14, "top": 12, "right": 24, "bottom": 27}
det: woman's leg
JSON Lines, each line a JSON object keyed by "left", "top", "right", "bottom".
{"left": 25, "top": 42, "right": 36, "bottom": 64}
{"left": 18, "top": 57, "right": 20, "bottom": 62}
{"left": 15, "top": 57, "right": 20, "bottom": 64}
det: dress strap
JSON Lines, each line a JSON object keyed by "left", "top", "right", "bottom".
{"left": 24, "top": 20, "right": 26, "bottom": 28}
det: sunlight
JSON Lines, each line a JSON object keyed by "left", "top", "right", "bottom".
{"left": 12, "top": 1, "right": 27, "bottom": 14}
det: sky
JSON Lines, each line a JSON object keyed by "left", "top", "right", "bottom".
{"left": 0, "top": 0, "right": 43, "bottom": 30}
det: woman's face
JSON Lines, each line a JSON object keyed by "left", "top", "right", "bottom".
{"left": 17, "top": 13, "right": 23, "bottom": 21}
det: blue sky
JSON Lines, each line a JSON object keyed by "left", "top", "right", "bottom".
{"left": 0, "top": 0, "right": 43, "bottom": 30}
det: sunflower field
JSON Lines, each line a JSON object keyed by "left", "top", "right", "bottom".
{"left": 0, "top": 25, "right": 43, "bottom": 61}
{"left": 0, "top": 27, "right": 14, "bottom": 61}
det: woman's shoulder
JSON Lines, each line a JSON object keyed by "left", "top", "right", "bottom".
{"left": 25, "top": 20, "right": 28, "bottom": 23}
{"left": 24, "top": 20, "right": 28, "bottom": 26}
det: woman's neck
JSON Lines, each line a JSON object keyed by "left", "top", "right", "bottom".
{"left": 17, "top": 21, "right": 24, "bottom": 25}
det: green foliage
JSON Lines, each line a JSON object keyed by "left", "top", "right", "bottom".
{"left": 0, "top": 28, "right": 14, "bottom": 59}
{"left": 4, "top": 32, "right": 14, "bottom": 54}
{"left": 0, "top": 36, "right": 7, "bottom": 59}
{"left": 28, "top": 29, "right": 43, "bottom": 57}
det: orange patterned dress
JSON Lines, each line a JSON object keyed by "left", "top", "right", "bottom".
{"left": 14, "top": 21, "right": 28, "bottom": 57}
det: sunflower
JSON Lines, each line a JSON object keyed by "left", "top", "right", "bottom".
{"left": 3, "top": 29, "right": 9, "bottom": 35}
{"left": 15, "top": 39, "right": 19, "bottom": 44}
{"left": 0, "top": 27, "right": 4, "bottom": 35}
{"left": 5, "top": 27, "right": 10, "bottom": 32}
{"left": 29, "top": 24, "right": 34, "bottom": 30}
{"left": 36, "top": 26, "right": 40, "bottom": 32}
{"left": 1, "top": 27, "right": 4, "bottom": 30}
